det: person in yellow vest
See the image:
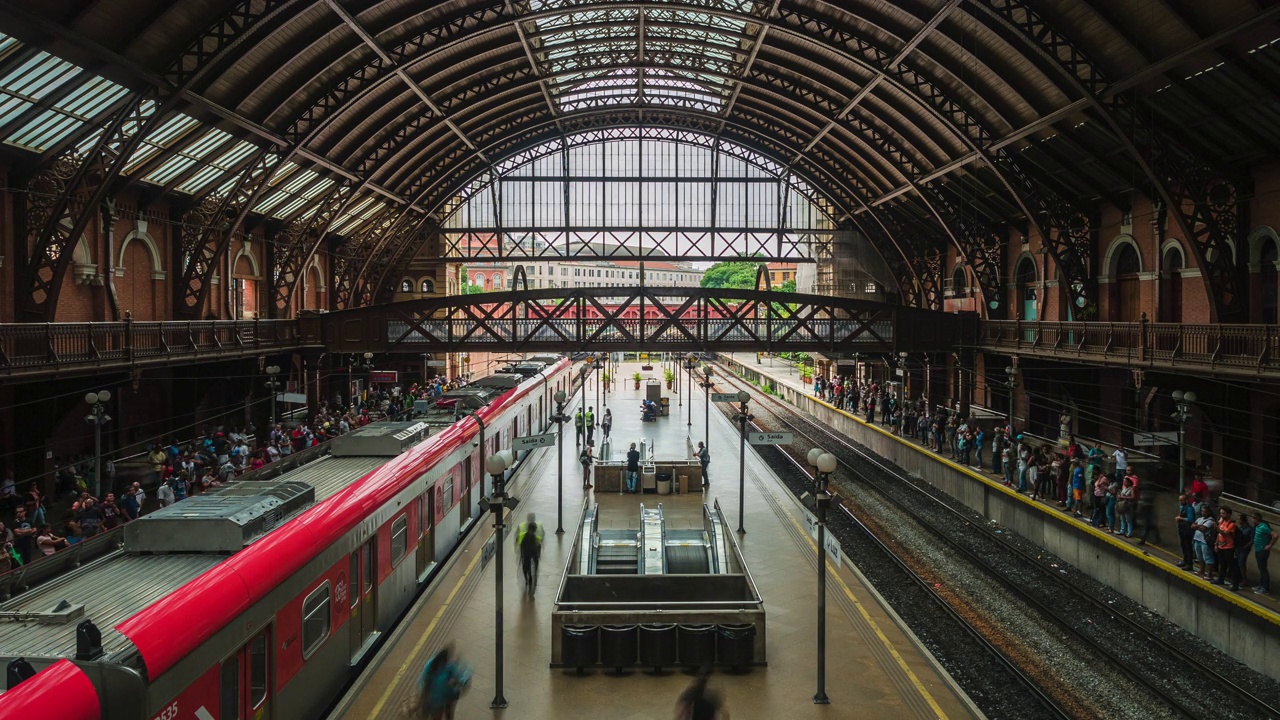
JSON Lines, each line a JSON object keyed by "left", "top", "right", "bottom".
{"left": 574, "top": 409, "right": 584, "bottom": 446}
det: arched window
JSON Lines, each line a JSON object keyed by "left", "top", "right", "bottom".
{"left": 950, "top": 265, "right": 967, "bottom": 296}
{"left": 1161, "top": 245, "right": 1184, "bottom": 323}
{"left": 400, "top": 279, "right": 412, "bottom": 292}
{"left": 1262, "top": 239, "right": 1278, "bottom": 324}
{"left": 1015, "top": 256, "right": 1038, "bottom": 322}
{"left": 1115, "top": 244, "right": 1141, "bottom": 276}
{"left": 420, "top": 278, "right": 435, "bottom": 293}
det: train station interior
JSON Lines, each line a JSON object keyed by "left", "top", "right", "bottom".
{"left": 1, "top": 1, "right": 1280, "bottom": 719}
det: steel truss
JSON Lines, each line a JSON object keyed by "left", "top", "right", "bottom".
{"left": 313, "top": 286, "right": 969, "bottom": 355}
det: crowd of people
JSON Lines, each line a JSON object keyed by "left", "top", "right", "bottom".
{"left": 811, "top": 372, "right": 1276, "bottom": 597}
{"left": 0, "top": 382, "right": 459, "bottom": 573}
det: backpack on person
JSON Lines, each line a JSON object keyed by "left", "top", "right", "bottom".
{"left": 521, "top": 524, "right": 540, "bottom": 559}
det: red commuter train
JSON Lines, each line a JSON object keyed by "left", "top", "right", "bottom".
{"left": 0, "top": 356, "right": 573, "bottom": 720}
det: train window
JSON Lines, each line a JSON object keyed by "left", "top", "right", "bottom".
{"left": 418, "top": 495, "right": 428, "bottom": 534}
{"left": 249, "top": 632, "right": 268, "bottom": 709}
{"left": 221, "top": 655, "right": 241, "bottom": 720}
{"left": 443, "top": 475, "right": 455, "bottom": 509}
{"left": 302, "top": 583, "right": 331, "bottom": 659}
{"left": 391, "top": 516, "right": 409, "bottom": 565}
{"left": 349, "top": 554, "right": 359, "bottom": 609}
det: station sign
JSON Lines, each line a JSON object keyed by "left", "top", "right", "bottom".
{"left": 1133, "top": 430, "right": 1177, "bottom": 447}
{"left": 514, "top": 432, "right": 557, "bottom": 451}
{"left": 275, "top": 392, "right": 307, "bottom": 404}
{"left": 425, "top": 360, "right": 447, "bottom": 367}
{"left": 369, "top": 370, "right": 398, "bottom": 384}
{"left": 712, "top": 393, "right": 743, "bottom": 403}
{"left": 802, "top": 509, "right": 843, "bottom": 567}
{"left": 749, "top": 432, "right": 793, "bottom": 445}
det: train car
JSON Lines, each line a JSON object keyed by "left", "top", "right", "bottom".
{"left": 0, "top": 356, "right": 573, "bottom": 720}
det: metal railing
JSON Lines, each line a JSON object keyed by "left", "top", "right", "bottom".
{"left": 978, "top": 320, "right": 1280, "bottom": 375}
{"left": 0, "top": 318, "right": 307, "bottom": 378}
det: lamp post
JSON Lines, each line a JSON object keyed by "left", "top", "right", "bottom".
{"left": 483, "top": 450, "right": 516, "bottom": 708}
{"left": 702, "top": 365, "right": 714, "bottom": 452}
{"left": 84, "top": 391, "right": 112, "bottom": 498}
{"left": 806, "top": 448, "right": 838, "bottom": 705}
{"left": 685, "top": 354, "right": 698, "bottom": 427}
{"left": 578, "top": 363, "right": 590, "bottom": 446}
{"left": 897, "top": 353, "right": 908, "bottom": 436}
{"left": 553, "top": 390, "right": 568, "bottom": 534}
{"left": 1004, "top": 366, "right": 1018, "bottom": 433}
{"left": 734, "top": 389, "right": 751, "bottom": 534}
{"left": 265, "top": 365, "right": 281, "bottom": 426}
{"left": 1172, "top": 390, "right": 1196, "bottom": 493}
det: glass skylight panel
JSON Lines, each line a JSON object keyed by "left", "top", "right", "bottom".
{"left": 143, "top": 127, "right": 232, "bottom": 186}
{"left": 6, "top": 75, "right": 129, "bottom": 151}
{"left": 332, "top": 195, "right": 376, "bottom": 235}
{"left": 255, "top": 163, "right": 310, "bottom": 214}
{"left": 0, "top": 52, "right": 81, "bottom": 130}
{"left": 176, "top": 139, "right": 260, "bottom": 194}
{"left": 123, "top": 112, "right": 199, "bottom": 173}
{"left": 272, "top": 176, "right": 334, "bottom": 219}
{"left": 335, "top": 198, "right": 386, "bottom": 236}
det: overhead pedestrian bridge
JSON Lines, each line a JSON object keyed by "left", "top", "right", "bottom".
{"left": 304, "top": 287, "right": 972, "bottom": 355}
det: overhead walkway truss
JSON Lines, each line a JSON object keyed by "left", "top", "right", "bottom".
{"left": 306, "top": 287, "right": 972, "bottom": 355}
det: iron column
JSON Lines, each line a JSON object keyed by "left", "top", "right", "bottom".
{"left": 808, "top": 449, "right": 838, "bottom": 705}
{"left": 1172, "top": 390, "right": 1196, "bottom": 493}
{"left": 703, "top": 365, "right": 714, "bottom": 455}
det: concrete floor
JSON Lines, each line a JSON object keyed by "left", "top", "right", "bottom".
{"left": 332, "top": 361, "right": 979, "bottom": 720}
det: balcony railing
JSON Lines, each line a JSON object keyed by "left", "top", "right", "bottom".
{"left": 0, "top": 319, "right": 307, "bottom": 378}
{"left": 979, "top": 320, "right": 1280, "bottom": 375}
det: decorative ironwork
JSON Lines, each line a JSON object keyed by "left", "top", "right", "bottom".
{"left": 269, "top": 180, "right": 354, "bottom": 317}
{"left": 313, "top": 286, "right": 970, "bottom": 354}
{"left": 18, "top": 90, "right": 159, "bottom": 320}
{"left": 174, "top": 148, "right": 279, "bottom": 317}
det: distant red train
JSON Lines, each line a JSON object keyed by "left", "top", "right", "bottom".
{"left": 0, "top": 356, "right": 573, "bottom": 720}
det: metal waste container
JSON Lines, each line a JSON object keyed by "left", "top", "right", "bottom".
{"left": 638, "top": 623, "right": 678, "bottom": 670}
{"left": 716, "top": 623, "right": 756, "bottom": 669}
{"left": 599, "top": 624, "right": 638, "bottom": 672}
{"left": 678, "top": 624, "right": 717, "bottom": 667}
{"left": 657, "top": 472, "right": 672, "bottom": 495}
{"left": 561, "top": 625, "right": 599, "bottom": 671}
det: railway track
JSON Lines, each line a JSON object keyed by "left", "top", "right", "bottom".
{"left": 713, "top": 367, "right": 1280, "bottom": 720}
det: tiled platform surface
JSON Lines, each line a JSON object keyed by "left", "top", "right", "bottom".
{"left": 725, "top": 352, "right": 1280, "bottom": 618}
{"left": 331, "top": 361, "right": 979, "bottom": 720}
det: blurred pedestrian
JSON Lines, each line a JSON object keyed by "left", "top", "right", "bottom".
{"left": 417, "top": 644, "right": 471, "bottom": 720}
{"left": 676, "top": 667, "right": 725, "bottom": 720}
{"left": 517, "top": 513, "right": 544, "bottom": 593}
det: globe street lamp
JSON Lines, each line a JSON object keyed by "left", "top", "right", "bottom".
{"left": 84, "top": 391, "right": 112, "bottom": 497}
{"left": 807, "top": 449, "right": 838, "bottom": 704}
{"left": 685, "top": 353, "right": 698, "bottom": 427}
{"left": 482, "top": 450, "right": 516, "bottom": 708}
{"left": 702, "top": 364, "right": 714, "bottom": 454}
{"left": 265, "top": 365, "right": 282, "bottom": 426}
{"left": 1172, "top": 390, "right": 1196, "bottom": 493}
{"left": 734, "top": 389, "right": 752, "bottom": 534}
{"left": 553, "top": 390, "right": 568, "bottom": 534}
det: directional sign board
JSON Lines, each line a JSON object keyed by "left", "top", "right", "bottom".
{"left": 1133, "top": 430, "right": 1177, "bottom": 447}
{"left": 802, "top": 509, "right": 843, "bottom": 567}
{"left": 276, "top": 392, "right": 307, "bottom": 404}
{"left": 425, "top": 360, "right": 447, "bottom": 367}
{"left": 749, "top": 432, "right": 793, "bottom": 445}
{"left": 514, "top": 432, "right": 557, "bottom": 451}
{"left": 712, "top": 393, "right": 743, "bottom": 403}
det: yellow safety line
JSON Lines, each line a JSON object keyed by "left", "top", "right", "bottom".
{"left": 366, "top": 542, "right": 486, "bottom": 718}
{"left": 746, "top": 358, "right": 1280, "bottom": 627}
{"left": 777, "top": 499, "right": 950, "bottom": 719}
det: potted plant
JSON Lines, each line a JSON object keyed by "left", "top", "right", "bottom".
{"left": 663, "top": 368, "right": 675, "bottom": 389}
{"left": 633, "top": 371, "right": 643, "bottom": 390}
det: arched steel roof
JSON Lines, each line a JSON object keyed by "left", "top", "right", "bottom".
{"left": 1, "top": 0, "right": 1278, "bottom": 319}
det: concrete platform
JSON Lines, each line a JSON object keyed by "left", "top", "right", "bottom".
{"left": 329, "top": 360, "right": 980, "bottom": 720}
{"left": 723, "top": 352, "right": 1280, "bottom": 683}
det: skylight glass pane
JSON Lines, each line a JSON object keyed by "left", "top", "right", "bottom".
{"left": 0, "top": 53, "right": 81, "bottom": 129}
{"left": 124, "top": 113, "right": 200, "bottom": 173}
{"left": 176, "top": 139, "right": 259, "bottom": 194}
{"left": 332, "top": 195, "right": 374, "bottom": 234}
{"left": 6, "top": 75, "right": 128, "bottom": 151}
{"left": 143, "top": 127, "right": 232, "bottom": 186}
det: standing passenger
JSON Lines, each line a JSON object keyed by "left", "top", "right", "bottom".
{"left": 579, "top": 445, "right": 594, "bottom": 490}
{"left": 697, "top": 442, "right": 710, "bottom": 488}
{"left": 1254, "top": 513, "right": 1274, "bottom": 595}
{"left": 626, "top": 443, "right": 641, "bottom": 493}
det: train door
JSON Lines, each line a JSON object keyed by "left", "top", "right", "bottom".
{"left": 417, "top": 491, "right": 435, "bottom": 577}
{"left": 460, "top": 464, "right": 472, "bottom": 523}
{"left": 220, "top": 625, "right": 272, "bottom": 720}
{"left": 349, "top": 537, "right": 377, "bottom": 661}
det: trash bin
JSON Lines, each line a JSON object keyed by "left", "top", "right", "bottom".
{"left": 716, "top": 623, "right": 757, "bottom": 669}
{"left": 657, "top": 472, "right": 672, "bottom": 495}
{"left": 678, "top": 624, "right": 717, "bottom": 667}
{"left": 561, "top": 625, "right": 599, "bottom": 672}
{"left": 599, "top": 624, "right": 638, "bottom": 672}
{"left": 638, "top": 623, "right": 678, "bottom": 671}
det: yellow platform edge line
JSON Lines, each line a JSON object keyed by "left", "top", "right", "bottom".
{"left": 749, "top": 362, "right": 1280, "bottom": 628}
{"left": 777, "top": 499, "right": 951, "bottom": 720}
